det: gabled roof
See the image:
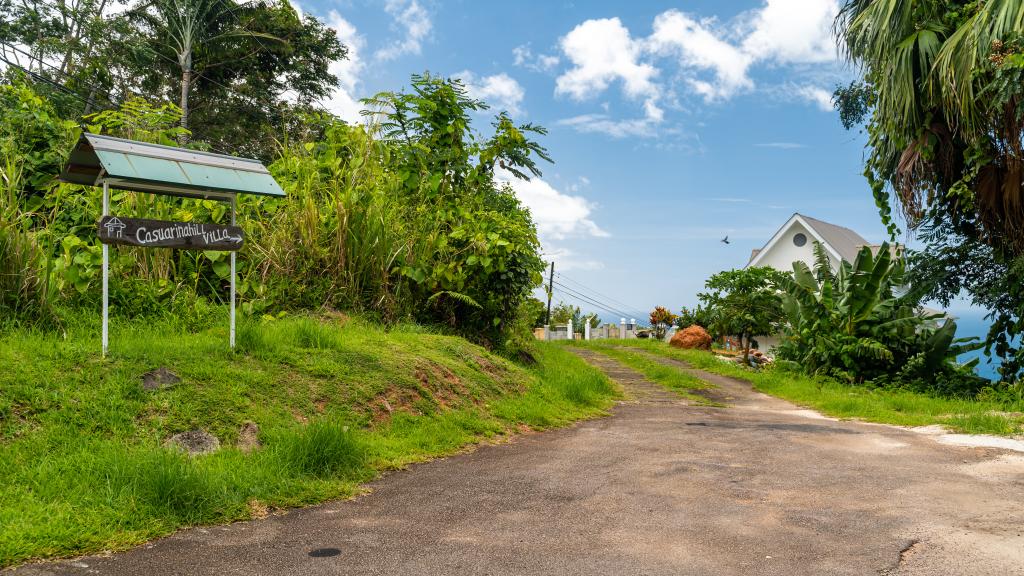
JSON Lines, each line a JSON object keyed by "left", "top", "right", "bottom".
{"left": 798, "top": 214, "right": 872, "bottom": 263}
{"left": 60, "top": 133, "right": 285, "bottom": 200}
{"left": 747, "top": 213, "right": 872, "bottom": 268}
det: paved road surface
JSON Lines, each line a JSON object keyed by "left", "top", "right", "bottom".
{"left": 13, "top": 349, "right": 1024, "bottom": 575}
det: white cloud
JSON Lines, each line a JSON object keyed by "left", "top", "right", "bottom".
{"left": 321, "top": 11, "right": 365, "bottom": 122}
{"left": 495, "top": 168, "right": 608, "bottom": 241}
{"left": 542, "top": 246, "right": 605, "bottom": 272}
{"left": 553, "top": 1, "right": 842, "bottom": 133}
{"left": 793, "top": 84, "right": 834, "bottom": 111}
{"left": 456, "top": 71, "right": 525, "bottom": 116}
{"left": 513, "top": 44, "right": 560, "bottom": 73}
{"left": 557, "top": 113, "right": 659, "bottom": 139}
{"left": 555, "top": 18, "right": 659, "bottom": 102}
{"left": 647, "top": 10, "right": 753, "bottom": 101}
{"left": 375, "top": 0, "right": 432, "bottom": 61}
{"left": 741, "top": 0, "right": 839, "bottom": 64}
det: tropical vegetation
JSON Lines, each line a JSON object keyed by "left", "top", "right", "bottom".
{"left": 834, "top": 0, "right": 1024, "bottom": 384}
{"left": 0, "top": 69, "right": 551, "bottom": 350}
{"left": 775, "top": 243, "right": 985, "bottom": 395}
{"left": 648, "top": 305, "right": 676, "bottom": 340}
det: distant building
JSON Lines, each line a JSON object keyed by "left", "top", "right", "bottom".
{"left": 746, "top": 213, "right": 888, "bottom": 273}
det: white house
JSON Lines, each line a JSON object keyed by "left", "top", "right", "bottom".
{"left": 746, "top": 213, "right": 884, "bottom": 273}
{"left": 745, "top": 213, "right": 943, "bottom": 353}
{"left": 745, "top": 214, "right": 887, "bottom": 352}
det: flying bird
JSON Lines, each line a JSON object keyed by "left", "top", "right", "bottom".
{"left": 720, "top": 236, "right": 730, "bottom": 244}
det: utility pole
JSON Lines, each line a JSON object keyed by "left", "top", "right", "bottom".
{"left": 545, "top": 261, "right": 555, "bottom": 325}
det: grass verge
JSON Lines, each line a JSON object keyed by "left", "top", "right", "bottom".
{"left": 583, "top": 339, "right": 1024, "bottom": 436}
{"left": 570, "top": 342, "right": 721, "bottom": 405}
{"left": 0, "top": 316, "right": 619, "bottom": 568}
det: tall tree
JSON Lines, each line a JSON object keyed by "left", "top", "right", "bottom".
{"left": 835, "top": 0, "right": 1024, "bottom": 250}
{"left": 128, "top": 0, "right": 286, "bottom": 141}
{"left": 835, "top": 0, "right": 1024, "bottom": 383}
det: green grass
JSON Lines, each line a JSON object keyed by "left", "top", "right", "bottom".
{"left": 0, "top": 316, "right": 619, "bottom": 568}
{"left": 582, "top": 339, "right": 1024, "bottom": 436}
{"left": 570, "top": 342, "right": 720, "bottom": 405}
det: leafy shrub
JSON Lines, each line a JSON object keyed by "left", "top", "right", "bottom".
{"left": 776, "top": 242, "right": 985, "bottom": 394}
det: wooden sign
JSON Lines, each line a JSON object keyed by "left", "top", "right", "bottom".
{"left": 97, "top": 216, "right": 245, "bottom": 251}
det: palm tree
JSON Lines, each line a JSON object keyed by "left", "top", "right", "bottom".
{"left": 836, "top": 0, "right": 1024, "bottom": 253}
{"left": 131, "top": 0, "right": 282, "bottom": 141}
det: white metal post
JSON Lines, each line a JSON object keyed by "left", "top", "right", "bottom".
{"left": 620, "top": 318, "right": 626, "bottom": 339}
{"left": 229, "top": 195, "right": 237, "bottom": 349}
{"left": 101, "top": 182, "right": 109, "bottom": 357}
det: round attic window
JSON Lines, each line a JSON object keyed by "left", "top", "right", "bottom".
{"left": 793, "top": 233, "right": 807, "bottom": 247}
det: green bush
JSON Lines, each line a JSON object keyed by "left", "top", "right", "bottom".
{"left": 775, "top": 242, "right": 985, "bottom": 394}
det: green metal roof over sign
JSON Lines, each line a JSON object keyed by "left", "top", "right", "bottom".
{"left": 60, "top": 133, "right": 286, "bottom": 200}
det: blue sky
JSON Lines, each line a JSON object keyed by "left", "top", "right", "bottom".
{"left": 299, "top": 0, "right": 893, "bottom": 319}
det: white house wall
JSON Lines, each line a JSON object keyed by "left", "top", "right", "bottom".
{"left": 753, "top": 221, "right": 838, "bottom": 273}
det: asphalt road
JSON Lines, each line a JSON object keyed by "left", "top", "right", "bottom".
{"left": 12, "top": 349, "right": 1024, "bottom": 576}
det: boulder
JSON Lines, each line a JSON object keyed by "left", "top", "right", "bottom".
{"left": 142, "top": 367, "right": 181, "bottom": 391}
{"left": 669, "top": 325, "right": 712, "bottom": 351}
{"left": 166, "top": 429, "right": 220, "bottom": 455}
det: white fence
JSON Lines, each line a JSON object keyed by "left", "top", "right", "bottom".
{"left": 541, "top": 318, "right": 640, "bottom": 341}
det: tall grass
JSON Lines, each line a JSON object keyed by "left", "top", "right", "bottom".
{"left": 0, "top": 151, "right": 54, "bottom": 325}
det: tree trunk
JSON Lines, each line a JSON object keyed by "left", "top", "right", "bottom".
{"left": 179, "top": 56, "right": 192, "bottom": 145}
{"left": 742, "top": 331, "right": 750, "bottom": 364}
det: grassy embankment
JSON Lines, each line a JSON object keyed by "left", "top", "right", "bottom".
{"left": 570, "top": 342, "right": 721, "bottom": 406}
{"left": 0, "top": 316, "right": 618, "bottom": 568}
{"left": 579, "top": 339, "right": 1024, "bottom": 436}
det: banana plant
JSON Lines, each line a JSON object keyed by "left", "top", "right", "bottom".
{"left": 775, "top": 242, "right": 982, "bottom": 388}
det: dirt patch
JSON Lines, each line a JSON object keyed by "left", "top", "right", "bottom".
{"left": 475, "top": 356, "right": 506, "bottom": 377}
{"left": 237, "top": 421, "right": 260, "bottom": 453}
{"left": 165, "top": 429, "right": 220, "bottom": 455}
{"left": 141, "top": 367, "right": 181, "bottom": 391}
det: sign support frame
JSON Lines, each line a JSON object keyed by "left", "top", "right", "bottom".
{"left": 98, "top": 180, "right": 240, "bottom": 357}
{"left": 230, "top": 195, "right": 236, "bottom": 349}
{"left": 102, "top": 181, "right": 109, "bottom": 357}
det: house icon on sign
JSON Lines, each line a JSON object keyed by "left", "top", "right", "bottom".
{"left": 104, "top": 216, "right": 126, "bottom": 238}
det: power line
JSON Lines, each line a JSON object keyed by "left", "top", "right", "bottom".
{"left": 551, "top": 287, "right": 627, "bottom": 323}
{"left": 551, "top": 280, "right": 636, "bottom": 321}
{"left": 553, "top": 272, "right": 647, "bottom": 318}
{"left": 0, "top": 41, "right": 118, "bottom": 110}
{"left": 0, "top": 53, "right": 96, "bottom": 110}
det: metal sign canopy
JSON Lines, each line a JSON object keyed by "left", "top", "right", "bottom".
{"left": 59, "top": 133, "right": 287, "bottom": 356}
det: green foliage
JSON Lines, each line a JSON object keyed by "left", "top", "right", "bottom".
{"left": 1, "top": 73, "right": 549, "bottom": 349}
{"left": 698, "top": 266, "right": 787, "bottom": 360}
{"left": 274, "top": 416, "right": 369, "bottom": 478}
{"left": 547, "top": 301, "right": 599, "bottom": 334}
{"left": 836, "top": 0, "right": 1024, "bottom": 382}
{"left": 776, "top": 242, "right": 985, "bottom": 394}
{"left": 675, "top": 304, "right": 720, "bottom": 336}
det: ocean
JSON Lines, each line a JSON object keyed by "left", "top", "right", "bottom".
{"left": 951, "top": 307, "right": 1005, "bottom": 381}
